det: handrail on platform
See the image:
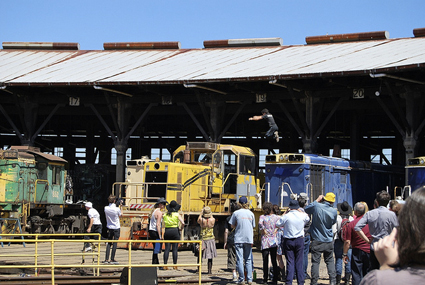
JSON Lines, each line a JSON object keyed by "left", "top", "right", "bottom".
{"left": 0, "top": 233, "right": 202, "bottom": 285}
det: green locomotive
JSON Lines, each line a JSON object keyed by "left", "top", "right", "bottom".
{"left": 0, "top": 146, "right": 85, "bottom": 234}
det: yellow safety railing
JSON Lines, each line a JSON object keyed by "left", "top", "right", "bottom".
{"left": 0, "top": 234, "right": 202, "bottom": 285}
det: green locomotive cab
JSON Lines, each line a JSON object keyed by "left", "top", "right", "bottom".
{"left": 0, "top": 146, "right": 84, "bottom": 234}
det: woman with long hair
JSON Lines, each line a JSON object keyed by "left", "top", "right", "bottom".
{"left": 163, "top": 200, "right": 184, "bottom": 269}
{"left": 258, "top": 202, "right": 280, "bottom": 284}
{"left": 360, "top": 187, "right": 425, "bottom": 284}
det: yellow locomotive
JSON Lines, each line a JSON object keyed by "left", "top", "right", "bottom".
{"left": 114, "top": 142, "right": 262, "bottom": 248}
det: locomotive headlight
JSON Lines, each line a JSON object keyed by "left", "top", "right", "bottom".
{"left": 279, "top": 155, "right": 284, "bottom": 162}
{"left": 421, "top": 159, "right": 424, "bottom": 165}
{"left": 284, "top": 155, "right": 288, "bottom": 161}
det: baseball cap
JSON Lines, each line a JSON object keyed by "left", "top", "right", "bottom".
{"left": 289, "top": 200, "right": 300, "bottom": 210}
{"left": 324, "top": 192, "right": 336, "bottom": 203}
{"left": 239, "top": 196, "right": 248, "bottom": 204}
{"left": 85, "top": 202, "right": 93, "bottom": 208}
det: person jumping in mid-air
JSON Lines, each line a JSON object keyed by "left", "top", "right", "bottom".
{"left": 249, "top": 108, "right": 279, "bottom": 142}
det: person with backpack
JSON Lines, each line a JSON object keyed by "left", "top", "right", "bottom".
{"left": 334, "top": 201, "right": 354, "bottom": 285}
{"left": 343, "top": 202, "right": 372, "bottom": 285}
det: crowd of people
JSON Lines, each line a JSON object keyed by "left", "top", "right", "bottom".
{"left": 82, "top": 187, "right": 425, "bottom": 284}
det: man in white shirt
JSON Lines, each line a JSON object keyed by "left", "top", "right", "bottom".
{"left": 83, "top": 201, "right": 102, "bottom": 252}
{"left": 104, "top": 195, "right": 122, "bottom": 264}
{"left": 277, "top": 199, "right": 310, "bottom": 285}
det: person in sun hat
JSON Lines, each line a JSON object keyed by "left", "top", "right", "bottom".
{"left": 334, "top": 201, "right": 354, "bottom": 285}
{"left": 83, "top": 201, "right": 102, "bottom": 252}
{"left": 149, "top": 197, "right": 168, "bottom": 265}
{"left": 197, "top": 206, "right": 217, "bottom": 274}
{"left": 163, "top": 200, "right": 185, "bottom": 270}
{"left": 305, "top": 193, "right": 338, "bottom": 285}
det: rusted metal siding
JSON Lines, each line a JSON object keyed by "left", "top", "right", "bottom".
{"left": 1, "top": 37, "right": 425, "bottom": 86}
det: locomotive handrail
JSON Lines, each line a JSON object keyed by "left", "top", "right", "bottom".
{"left": 280, "top": 182, "right": 293, "bottom": 208}
{"left": 114, "top": 175, "right": 258, "bottom": 215}
{"left": 306, "top": 182, "right": 313, "bottom": 202}
{"left": 0, "top": 235, "right": 202, "bottom": 285}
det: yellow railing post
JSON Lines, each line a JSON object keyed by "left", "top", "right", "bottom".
{"left": 128, "top": 240, "right": 132, "bottom": 285}
{"left": 50, "top": 240, "right": 55, "bottom": 285}
{"left": 0, "top": 235, "right": 203, "bottom": 285}
{"left": 35, "top": 234, "right": 38, "bottom": 277}
{"left": 199, "top": 239, "right": 202, "bottom": 285}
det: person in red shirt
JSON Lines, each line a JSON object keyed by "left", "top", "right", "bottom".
{"left": 342, "top": 202, "right": 372, "bottom": 285}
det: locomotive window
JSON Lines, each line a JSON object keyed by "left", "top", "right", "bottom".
{"left": 52, "top": 166, "right": 61, "bottom": 185}
{"left": 174, "top": 150, "right": 184, "bottom": 163}
{"left": 239, "top": 155, "right": 256, "bottom": 175}
{"left": 195, "top": 152, "right": 212, "bottom": 163}
{"left": 36, "top": 162, "right": 47, "bottom": 171}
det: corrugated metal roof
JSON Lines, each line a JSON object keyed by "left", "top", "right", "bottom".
{"left": 1, "top": 37, "right": 425, "bottom": 86}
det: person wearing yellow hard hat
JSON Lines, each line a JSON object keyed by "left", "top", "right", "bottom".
{"left": 305, "top": 193, "right": 338, "bottom": 285}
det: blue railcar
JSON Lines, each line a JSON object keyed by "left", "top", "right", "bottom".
{"left": 265, "top": 153, "right": 352, "bottom": 208}
{"left": 405, "top": 156, "right": 425, "bottom": 196}
{"left": 349, "top": 161, "right": 404, "bottom": 209}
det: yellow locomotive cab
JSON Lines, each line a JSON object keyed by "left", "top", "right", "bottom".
{"left": 114, "top": 142, "right": 262, "bottom": 248}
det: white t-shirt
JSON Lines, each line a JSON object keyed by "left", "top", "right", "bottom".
{"left": 149, "top": 208, "right": 161, "bottom": 232}
{"left": 88, "top": 208, "right": 102, "bottom": 225}
{"left": 104, "top": 203, "right": 121, "bottom": 229}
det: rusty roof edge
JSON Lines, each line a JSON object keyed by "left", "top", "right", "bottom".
{"left": 3, "top": 63, "right": 425, "bottom": 87}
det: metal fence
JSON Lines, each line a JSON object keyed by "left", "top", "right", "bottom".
{"left": 0, "top": 233, "right": 202, "bottom": 285}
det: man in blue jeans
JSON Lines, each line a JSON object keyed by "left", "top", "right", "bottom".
{"left": 298, "top": 194, "right": 311, "bottom": 280}
{"left": 277, "top": 199, "right": 310, "bottom": 285}
{"left": 229, "top": 196, "right": 255, "bottom": 285}
{"left": 305, "top": 193, "right": 338, "bottom": 285}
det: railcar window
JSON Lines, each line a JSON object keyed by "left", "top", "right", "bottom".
{"left": 194, "top": 152, "right": 212, "bottom": 163}
{"left": 223, "top": 151, "right": 237, "bottom": 194}
{"left": 52, "top": 166, "right": 61, "bottom": 185}
{"left": 239, "top": 155, "right": 256, "bottom": 175}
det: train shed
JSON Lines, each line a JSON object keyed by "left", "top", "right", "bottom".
{"left": 1, "top": 28, "right": 425, "bottom": 181}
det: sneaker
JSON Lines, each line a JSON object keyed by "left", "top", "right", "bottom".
{"left": 232, "top": 276, "right": 238, "bottom": 282}
{"left": 110, "top": 260, "right": 119, "bottom": 265}
{"left": 101, "top": 260, "right": 109, "bottom": 264}
{"left": 84, "top": 247, "right": 92, "bottom": 252}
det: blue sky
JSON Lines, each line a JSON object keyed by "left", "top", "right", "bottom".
{"left": 1, "top": 0, "right": 424, "bottom": 50}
